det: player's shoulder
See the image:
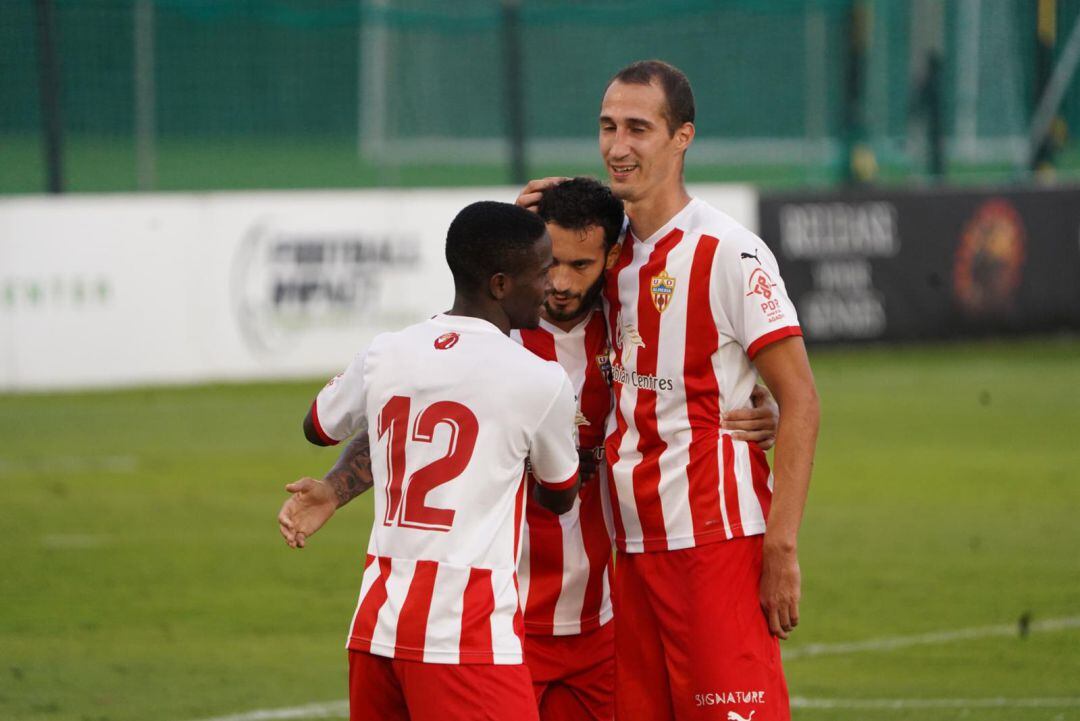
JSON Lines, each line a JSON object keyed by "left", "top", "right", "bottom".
{"left": 686, "top": 198, "right": 774, "bottom": 266}
{"left": 502, "top": 335, "right": 569, "bottom": 383}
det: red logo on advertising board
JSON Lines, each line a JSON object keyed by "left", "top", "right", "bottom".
{"left": 953, "top": 199, "right": 1026, "bottom": 316}
{"left": 434, "top": 332, "right": 460, "bottom": 350}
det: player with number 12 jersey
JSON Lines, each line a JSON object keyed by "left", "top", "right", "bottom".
{"left": 285, "top": 202, "right": 581, "bottom": 721}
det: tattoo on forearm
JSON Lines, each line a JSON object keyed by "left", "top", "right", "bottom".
{"left": 324, "top": 420, "right": 374, "bottom": 508}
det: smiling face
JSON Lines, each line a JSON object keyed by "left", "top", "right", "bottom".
{"left": 599, "top": 79, "right": 693, "bottom": 203}
{"left": 544, "top": 221, "right": 614, "bottom": 324}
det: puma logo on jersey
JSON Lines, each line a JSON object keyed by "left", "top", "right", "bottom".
{"left": 740, "top": 250, "right": 761, "bottom": 264}
{"left": 727, "top": 712, "right": 755, "bottom": 721}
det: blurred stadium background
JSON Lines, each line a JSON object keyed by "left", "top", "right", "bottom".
{"left": 5, "top": 0, "right": 1080, "bottom": 191}
{"left": 2, "top": 1, "right": 1080, "bottom": 721}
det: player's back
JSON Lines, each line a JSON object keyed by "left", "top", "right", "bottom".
{"left": 315, "top": 313, "right": 579, "bottom": 664}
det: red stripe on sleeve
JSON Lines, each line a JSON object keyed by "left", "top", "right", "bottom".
{"left": 747, "top": 325, "right": 803, "bottom": 360}
{"left": 519, "top": 327, "right": 558, "bottom": 362}
{"left": 459, "top": 567, "right": 495, "bottom": 664}
{"left": 309, "top": 399, "right": 340, "bottom": 446}
{"left": 721, "top": 435, "right": 743, "bottom": 537}
{"left": 348, "top": 556, "right": 392, "bottom": 652}
{"left": 523, "top": 479, "right": 565, "bottom": 634}
{"left": 684, "top": 234, "right": 725, "bottom": 543}
{"left": 535, "top": 470, "right": 579, "bottom": 491}
{"left": 393, "top": 560, "right": 439, "bottom": 662}
{"left": 629, "top": 229, "right": 684, "bottom": 552}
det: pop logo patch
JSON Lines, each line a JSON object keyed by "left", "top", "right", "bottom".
{"left": 746, "top": 268, "right": 775, "bottom": 300}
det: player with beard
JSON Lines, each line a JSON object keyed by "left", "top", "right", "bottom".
{"left": 515, "top": 178, "right": 780, "bottom": 721}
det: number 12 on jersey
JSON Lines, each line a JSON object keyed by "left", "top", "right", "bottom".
{"left": 377, "top": 395, "right": 479, "bottom": 532}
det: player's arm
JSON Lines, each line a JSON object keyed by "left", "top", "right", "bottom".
{"left": 302, "top": 350, "right": 369, "bottom": 447}
{"left": 278, "top": 420, "right": 374, "bottom": 549}
{"left": 722, "top": 383, "right": 779, "bottom": 450}
{"left": 752, "top": 336, "right": 820, "bottom": 639}
{"left": 529, "top": 373, "right": 583, "bottom": 515}
{"left": 302, "top": 407, "right": 333, "bottom": 446}
{"left": 533, "top": 476, "right": 579, "bottom": 515}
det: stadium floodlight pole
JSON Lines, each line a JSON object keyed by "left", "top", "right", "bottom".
{"left": 33, "top": 0, "right": 64, "bottom": 194}
{"left": 134, "top": 0, "right": 157, "bottom": 192}
{"left": 501, "top": 0, "right": 527, "bottom": 186}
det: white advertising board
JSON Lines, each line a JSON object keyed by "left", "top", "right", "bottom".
{"left": 0, "top": 184, "right": 757, "bottom": 391}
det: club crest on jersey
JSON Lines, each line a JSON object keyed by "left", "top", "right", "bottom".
{"left": 434, "top": 332, "right": 460, "bottom": 350}
{"left": 650, "top": 270, "right": 676, "bottom": 313}
{"left": 595, "top": 346, "right": 613, "bottom": 385}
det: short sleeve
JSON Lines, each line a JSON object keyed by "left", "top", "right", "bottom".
{"left": 309, "top": 349, "right": 369, "bottom": 445}
{"left": 528, "top": 372, "right": 580, "bottom": 490}
{"left": 715, "top": 229, "right": 802, "bottom": 360}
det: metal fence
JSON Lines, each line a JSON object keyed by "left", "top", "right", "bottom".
{"left": 4, "top": 0, "right": 1080, "bottom": 193}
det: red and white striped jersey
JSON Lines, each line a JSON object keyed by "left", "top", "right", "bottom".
{"left": 603, "top": 198, "right": 801, "bottom": 554}
{"left": 311, "top": 314, "right": 580, "bottom": 664}
{"left": 511, "top": 309, "right": 615, "bottom": 636}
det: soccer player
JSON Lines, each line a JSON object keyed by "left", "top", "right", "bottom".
{"left": 278, "top": 201, "right": 582, "bottom": 721}
{"left": 513, "top": 178, "right": 622, "bottom": 720}
{"left": 517, "top": 177, "right": 782, "bottom": 721}
{"left": 517, "top": 60, "right": 820, "bottom": 721}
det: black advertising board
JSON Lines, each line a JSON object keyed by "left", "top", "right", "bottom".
{"left": 757, "top": 186, "right": 1080, "bottom": 343}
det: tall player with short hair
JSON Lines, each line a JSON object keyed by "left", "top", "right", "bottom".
{"left": 518, "top": 60, "right": 820, "bottom": 721}
{"left": 280, "top": 201, "right": 582, "bottom": 721}
{"left": 516, "top": 177, "right": 781, "bottom": 721}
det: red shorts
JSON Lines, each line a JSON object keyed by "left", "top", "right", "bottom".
{"left": 524, "top": 622, "right": 615, "bottom": 721}
{"left": 613, "top": 536, "right": 790, "bottom": 721}
{"left": 348, "top": 650, "right": 539, "bottom": 721}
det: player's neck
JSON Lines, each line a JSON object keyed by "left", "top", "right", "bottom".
{"left": 625, "top": 182, "right": 691, "bottom": 241}
{"left": 541, "top": 307, "right": 588, "bottom": 333}
{"left": 447, "top": 295, "right": 511, "bottom": 335}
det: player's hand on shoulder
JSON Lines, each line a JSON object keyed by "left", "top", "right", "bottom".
{"left": 721, "top": 383, "right": 779, "bottom": 450}
{"left": 515, "top": 177, "right": 569, "bottom": 212}
{"left": 278, "top": 477, "right": 338, "bottom": 549}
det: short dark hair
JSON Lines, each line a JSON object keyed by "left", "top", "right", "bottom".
{"left": 445, "top": 201, "right": 547, "bottom": 294}
{"left": 537, "top": 177, "right": 625, "bottom": 250}
{"left": 610, "top": 59, "right": 695, "bottom": 135}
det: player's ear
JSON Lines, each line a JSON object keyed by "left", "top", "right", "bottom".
{"left": 605, "top": 243, "right": 622, "bottom": 270}
{"left": 673, "top": 121, "right": 694, "bottom": 153}
{"left": 489, "top": 272, "right": 510, "bottom": 300}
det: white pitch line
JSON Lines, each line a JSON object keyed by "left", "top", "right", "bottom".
{"left": 184, "top": 616, "right": 1080, "bottom": 721}
{"left": 784, "top": 615, "right": 1080, "bottom": 659}
{"left": 190, "top": 701, "right": 348, "bottom": 721}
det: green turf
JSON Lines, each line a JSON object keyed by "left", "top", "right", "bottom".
{"left": 6, "top": 133, "right": 1080, "bottom": 194}
{"left": 2, "top": 337, "right": 1079, "bottom": 720}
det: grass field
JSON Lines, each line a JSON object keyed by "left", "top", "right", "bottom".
{"left": 6, "top": 133, "right": 1080, "bottom": 194}
{"left": 2, "top": 337, "right": 1079, "bottom": 721}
